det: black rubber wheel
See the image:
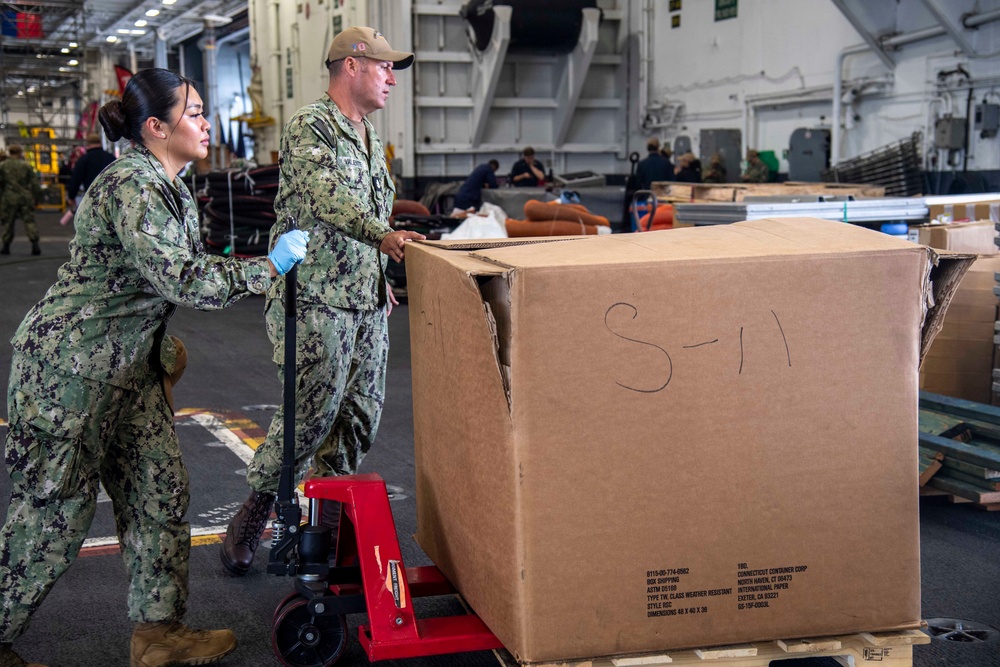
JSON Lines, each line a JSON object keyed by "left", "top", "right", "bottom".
{"left": 273, "top": 591, "right": 301, "bottom": 625}
{"left": 272, "top": 597, "right": 348, "bottom": 667}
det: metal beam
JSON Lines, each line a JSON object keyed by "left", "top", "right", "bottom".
{"left": 827, "top": 0, "right": 895, "bottom": 69}
{"left": 553, "top": 7, "right": 599, "bottom": 147}
{"left": 469, "top": 4, "right": 510, "bottom": 148}
{"left": 918, "top": 0, "right": 976, "bottom": 56}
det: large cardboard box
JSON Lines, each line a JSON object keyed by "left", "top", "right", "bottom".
{"left": 913, "top": 220, "right": 998, "bottom": 254}
{"left": 406, "top": 218, "right": 970, "bottom": 663}
{"left": 919, "top": 256, "right": 1000, "bottom": 403}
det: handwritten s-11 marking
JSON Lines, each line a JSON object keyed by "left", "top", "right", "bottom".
{"left": 604, "top": 302, "right": 673, "bottom": 393}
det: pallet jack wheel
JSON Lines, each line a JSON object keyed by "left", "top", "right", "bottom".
{"left": 273, "top": 591, "right": 301, "bottom": 625}
{"left": 272, "top": 597, "right": 348, "bottom": 667}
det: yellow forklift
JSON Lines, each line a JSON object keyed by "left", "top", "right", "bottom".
{"left": 26, "top": 127, "right": 66, "bottom": 211}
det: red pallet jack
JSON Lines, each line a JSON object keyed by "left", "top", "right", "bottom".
{"left": 266, "top": 233, "right": 504, "bottom": 666}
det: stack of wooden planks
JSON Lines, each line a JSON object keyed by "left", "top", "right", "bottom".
{"left": 918, "top": 391, "right": 1000, "bottom": 510}
{"left": 649, "top": 181, "right": 886, "bottom": 203}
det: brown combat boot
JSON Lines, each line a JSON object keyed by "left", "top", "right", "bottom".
{"left": 220, "top": 490, "right": 275, "bottom": 575}
{"left": 130, "top": 621, "right": 236, "bottom": 667}
{"left": 0, "top": 643, "right": 47, "bottom": 667}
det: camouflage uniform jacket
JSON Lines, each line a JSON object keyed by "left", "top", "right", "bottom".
{"left": 0, "top": 158, "right": 42, "bottom": 208}
{"left": 742, "top": 159, "right": 770, "bottom": 184}
{"left": 10, "top": 144, "right": 272, "bottom": 391}
{"left": 270, "top": 93, "right": 395, "bottom": 310}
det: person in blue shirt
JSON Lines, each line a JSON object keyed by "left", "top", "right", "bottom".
{"left": 509, "top": 147, "right": 545, "bottom": 187}
{"left": 454, "top": 159, "right": 499, "bottom": 211}
{"left": 62, "top": 132, "right": 117, "bottom": 226}
{"left": 67, "top": 133, "right": 116, "bottom": 204}
{"left": 634, "top": 138, "right": 673, "bottom": 190}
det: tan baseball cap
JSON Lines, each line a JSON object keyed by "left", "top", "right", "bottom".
{"left": 326, "top": 26, "right": 414, "bottom": 70}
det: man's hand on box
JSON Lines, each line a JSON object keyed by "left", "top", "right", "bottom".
{"left": 380, "top": 230, "right": 426, "bottom": 263}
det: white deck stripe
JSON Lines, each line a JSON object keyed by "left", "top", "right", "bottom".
{"left": 82, "top": 524, "right": 230, "bottom": 549}
{"left": 188, "top": 412, "right": 256, "bottom": 464}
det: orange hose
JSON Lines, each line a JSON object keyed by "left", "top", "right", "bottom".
{"left": 524, "top": 199, "right": 610, "bottom": 227}
{"left": 506, "top": 219, "right": 599, "bottom": 237}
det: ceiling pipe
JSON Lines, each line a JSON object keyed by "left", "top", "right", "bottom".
{"left": 964, "top": 9, "right": 1000, "bottom": 29}
{"left": 640, "top": 0, "right": 655, "bottom": 132}
{"left": 831, "top": 43, "right": 870, "bottom": 166}
{"left": 199, "top": 24, "right": 220, "bottom": 170}
{"left": 154, "top": 31, "right": 168, "bottom": 69}
{"left": 920, "top": 0, "right": 975, "bottom": 56}
{"left": 881, "top": 25, "right": 946, "bottom": 48}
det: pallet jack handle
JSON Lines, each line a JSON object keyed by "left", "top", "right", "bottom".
{"left": 270, "top": 217, "right": 304, "bottom": 569}
{"left": 630, "top": 189, "right": 657, "bottom": 232}
{"left": 277, "top": 216, "right": 298, "bottom": 507}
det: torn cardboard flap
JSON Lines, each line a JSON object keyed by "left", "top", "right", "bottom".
{"left": 920, "top": 249, "right": 977, "bottom": 365}
{"left": 479, "top": 273, "right": 513, "bottom": 410}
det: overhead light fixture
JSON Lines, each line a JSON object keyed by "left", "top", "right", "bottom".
{"left": 162, "top": 0, "right": 177, "bottom": 5}
{"left": 69, "top": 41, "right": 78, "bottom": 47}
{"left": 135, "top": 19, "right": 147, "bottom": 27}
{"left": 69, "top": 59, "right": 79, "bottom": 66}
{"left": 145, "top": 9, "right": 160, "bottom": 16}
{"left": 61, "top": 47, "right": 69, "bottom": 53}
{"left": 117, "top": 28, "right": 130, "bottom": 34}
{"left": 58, "top": 67, "right": 69, "bottom": 72}
{"left": 107, "top": 35, "right": 118, "bottom": 42}
{"left": 131, "top": 29, "right": 147, "bottom": 35}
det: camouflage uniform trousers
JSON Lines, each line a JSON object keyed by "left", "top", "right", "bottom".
{"left": 0, "top": 352, "right": 190, "bottom": 643}
{"left": 246, "top": 302, "right": 388, "bottom": 492}
{"left": 0, "top": 201, "right": 39, "bottom": 245}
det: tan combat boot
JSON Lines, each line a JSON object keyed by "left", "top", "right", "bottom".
{"left": 0, "top": 643, "right": 47, "bottom": 667}
{"left": 130, "top": 621, "right": 236, "bottom": 667}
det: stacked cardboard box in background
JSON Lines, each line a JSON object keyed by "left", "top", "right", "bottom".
{"left": 912, "top": 220, "right": 999, "bottom": 255}
{"left": 927, "top": 199, "right": 1000, "bottom": 225}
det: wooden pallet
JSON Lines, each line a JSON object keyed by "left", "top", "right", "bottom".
{"left": 649, "top": 181, "right": 886, "bottom": 203}
{"left": 494, "top": 629, "right": 929, "bottom": 667}
{"left": 920, "top": 484, "right": 1000, "bottom": 510}
{"left": 493, "top": 630, "right": 931, "bottom": 667}
{"left": 918, "top": 392, "right": 1000, "bottom": 509}
{"left": 918, "top": 447, "right": 944, "bottom": 486}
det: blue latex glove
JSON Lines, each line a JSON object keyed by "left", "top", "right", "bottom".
{"left": 268, "top": 229, "right": 310, "bottom": 275}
